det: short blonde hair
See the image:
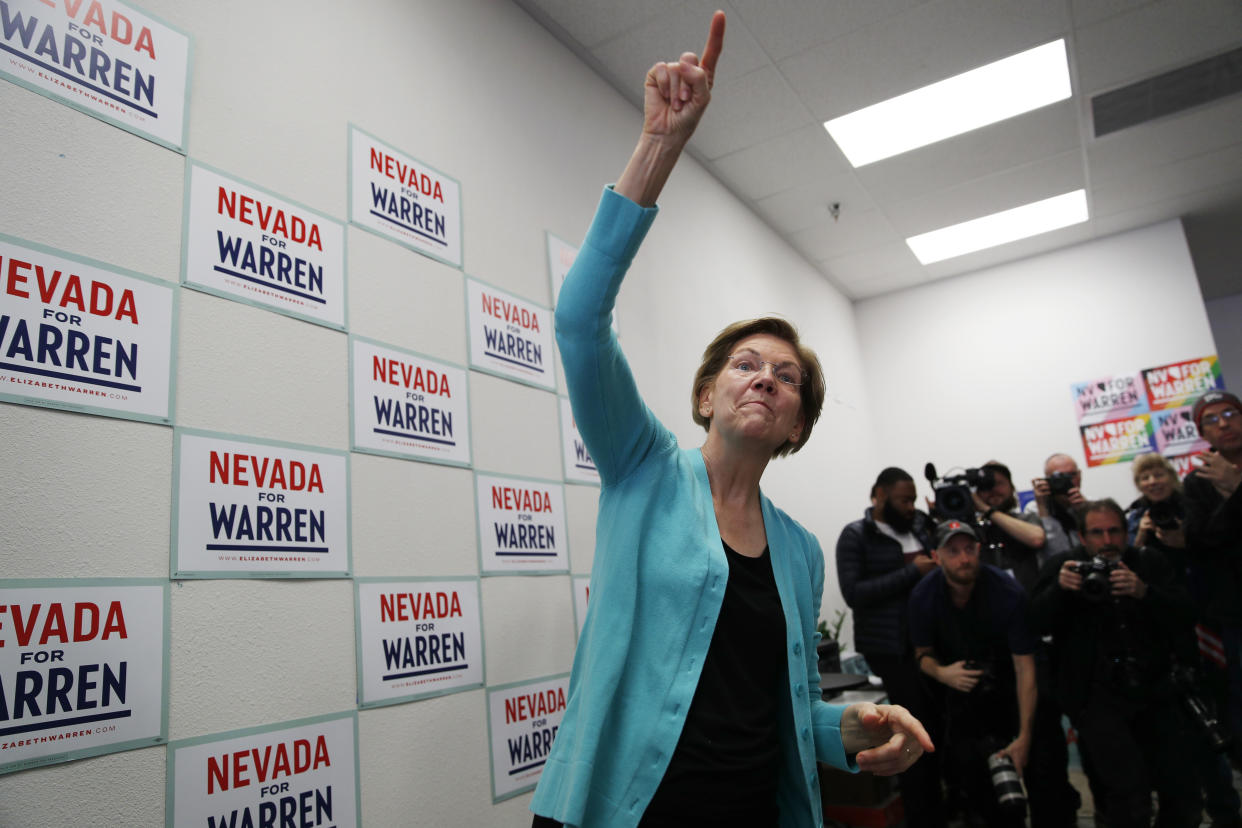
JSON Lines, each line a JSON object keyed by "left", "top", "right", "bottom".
{"left": 690, "top": 317, "right": 826, "bottom": 457}
{"left": 1131, "top": 452, "right": 1182, "bottom": 494}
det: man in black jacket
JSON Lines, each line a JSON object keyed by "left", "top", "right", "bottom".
{"left": 837, "top": 467, "right": 943, "bottom": 826}
{"left": 1184, "top": 389, "right": 1242, "bottom": 764}
{"left": 1029, "top": 499, "right": 1200, "bottom": 828}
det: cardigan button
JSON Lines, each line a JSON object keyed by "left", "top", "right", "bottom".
{"left": 795, "top": 683, "right": 803, "bottom": 695}
{"left": 801, "top": 727, "right": 810, "bottom": 740}
{"left": 792, "top": 642, "right": 802, "bottom": 655}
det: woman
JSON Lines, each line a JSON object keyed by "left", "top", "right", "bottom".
{"left": 529, "top": 12, "right": 932, "bottom": 828}
{"left": 1127, "top": 453, "right": 1187, "bottom": 557}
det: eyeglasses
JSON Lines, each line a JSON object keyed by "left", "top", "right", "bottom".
{"left": 725, "top": 352, "right": 807, "bottom": 387}
{"left": 1083, "top": 527, "right": 1125, "bottom": 539}
{"left": 1202, "top": 409, "right": 1239, "bottom": 428}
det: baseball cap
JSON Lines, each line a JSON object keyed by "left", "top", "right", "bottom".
{"left": 935, "top": 520, "right": 978, "bottom": 547}
{"left": 1193, "top": 390, "right": 1242, "bottom": 430}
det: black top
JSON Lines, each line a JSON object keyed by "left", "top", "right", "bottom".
{"left": 642, "top": 540, "right": 787, "bottom": 826}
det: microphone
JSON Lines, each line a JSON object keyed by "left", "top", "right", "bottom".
{"left": 924, "top": 463, "right": 938, "bottom": 485}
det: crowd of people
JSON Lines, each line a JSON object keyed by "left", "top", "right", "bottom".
{"left": 837, "top": 389, "right": 1242, "bottom": 827}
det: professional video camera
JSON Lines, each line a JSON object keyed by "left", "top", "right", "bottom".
{"left": 924, "top": 463, "right": 997, "bottom": 522}
{"left": 1070, "top": 555, "right": 1120, "bottom": 602}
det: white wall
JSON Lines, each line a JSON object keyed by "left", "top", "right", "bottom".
{"left": 1206, "top": 292, "right": 1242, "bottom": 392}
{"left": 854, "top": 219, "right": 1218, "bottom": 516}
{"left": 0, "top": 0, "right": 871, "bottom": 824}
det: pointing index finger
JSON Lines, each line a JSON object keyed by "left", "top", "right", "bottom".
{"left": 700, "top": 11, "right": 726, "bottom": 86}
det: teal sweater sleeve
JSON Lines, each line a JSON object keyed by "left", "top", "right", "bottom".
{"left": 554, "top": 187, "right": 666, "bottom": 485}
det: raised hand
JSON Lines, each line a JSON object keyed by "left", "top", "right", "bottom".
{"left": 640, "top": 11, "right": 726, "bottom": 144}
{"left": 617, "top": 11, "right": 725, "bottom": 206}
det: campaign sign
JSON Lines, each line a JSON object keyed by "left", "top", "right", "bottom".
{"left": 1142, "top": 356, "right": 1223, "bottom": 411}
{"left": 1169, "top": 453, "right": 1200, "bottom": 480}
{"left": 475, "top": 472, "right": 569, "bottom": 574}
{"left": 182, "top": 163, "right": 347, "bottom": 330}
{"left": 354, "top": 578, "right": 483, "bottom": 708}
{"left": 1151, "top": 405, "right": 1211, "bottom": 458}
{"left": 0, "top": 0, "right": 191, "bottom": 151}
{"left": 487, "top": 674, "right": 569, "bottom": 802}
{"left": 572, "top": 576, "right": 589, "bottom": 639}
{"left": 350, "top": 335, "right": 471, "bottom": 467}
{"left": 1071, "top": 373, "right": 1148, "bottom": 425}
{"left": 167, "top": 712, "right": 360, "bottom": 828}
{"left": 466, "top": 277, "right": 555, "bottom": 391}
{"left": 0, "top": 580, "right": 168, "bottom": 775}
{"left": 0, "top": 233, "right": 176, "bottom": 423}
{"left": 545, "top": 232, "right": 577, "bottom": 308}
{"left": 348, "top": 125, "right": 462, "bottom": 268}
{"left": 1079, "top": 413, "right": 1156, "bottom": 467}
{"left": 172, "top": 429, "right": 351, "bottom": 579}
{"left": 558, "top": 395, "right": 598, "bottom": 485}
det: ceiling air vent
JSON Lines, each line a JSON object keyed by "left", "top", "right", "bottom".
{"left": 1092, "top": 45, "right": 1242, "bottom": 138}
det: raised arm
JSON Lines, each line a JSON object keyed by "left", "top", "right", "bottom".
{"left": 556, "top": 12, "right": 726, "bottom": 484}
{"left": 615, "top": 11, "right": 725, "bottom": 207}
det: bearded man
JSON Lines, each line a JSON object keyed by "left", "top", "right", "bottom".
{"left": 837, "top": 467, "right": 944, "bottom": 826}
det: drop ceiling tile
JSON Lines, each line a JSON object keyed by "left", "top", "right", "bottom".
{"left": 884, "top": 150, "right": 1085, "bottom": 236}
{"left": 838, "top": 268, "right": 928, "bottom": 299}
{"left": 821, "top": 241, "right": 922, "bottom": 283}
{"left": 1087, "top": 96, "right": 1242, "bottom": 183}
{"left": 789, "top": 207, "right": 897, "bottom": 261}
{"left": 688, "top": 67, "right": 814, "bottom": 159}
{"left": 1092, "top": 143, "right": 1242, "bottom": 218}
{"left": 1069, "top": 0, "right": 1160, "bottom": 29}
{"left": 521, "top": 0, "right": 686, "bottom": 48}
{"left": 753, "top": 173, "right": 875, "bottom": 233}
{"left": 851, "top": 100, "right": 1083, "bottom": 205}
{"left": 728, "top": 0, "right": 929, "bottom": 62}
{"left": 1074, "top": 0, "right": 1242, "bottom": 92}
{"left": 711, "top": 124, "right": 853, "bottom": 200}
{"left": 778, "top": 0, "right": 1070, "bottom": 120}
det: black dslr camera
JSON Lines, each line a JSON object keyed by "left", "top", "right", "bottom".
{"left": 1147, "top": 499, "right": 1181, "bottom": 530}
{"left": 1046, "top": 470, "right": 1076, "bottom": 495}
{"left": 1071, "top": 556, "right": 1119, "bottom": 602}
{"left": 924, "top": 464, "right": 997, "bottom": 522}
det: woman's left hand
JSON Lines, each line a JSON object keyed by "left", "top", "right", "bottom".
{"left": 841, "top": 702, "right": 935, "bottom": 776}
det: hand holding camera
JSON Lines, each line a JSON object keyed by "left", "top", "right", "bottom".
{"left": 1136, "top": 509, "right": 1185, "bottom": 550}
{"left": 1060, "top": 557, "right": 1145, "bottom": 600}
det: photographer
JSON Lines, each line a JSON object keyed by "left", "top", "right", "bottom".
{"left": 909, "top": 521, "right": 1035, "bottom": 828}
{"left": 1024, "top": 453, "right": 1086, "bottom": 556}
{"left": 1184, "top": 390, "right": 1242, "bottom": 767}
{"left": 1128, "top": 451, "right": 1241, "bottom": 827}
{"left": 958, "top": 461, "right": 1078, "bottom": 828}
{"left": 1029, "top": 499, "right": 1201, "bottom": 828}
{"left": 971, "top": 461, "right": 1047, "bottom": 591}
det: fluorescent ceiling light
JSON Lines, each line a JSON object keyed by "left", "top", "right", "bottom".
{"left": 906, "top": 190, "right": 1088, "bottom": 264}
{"left": 824, "top": 40, "right": 1072, "bottom": 167}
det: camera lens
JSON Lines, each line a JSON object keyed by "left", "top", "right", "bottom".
{"left": 987, "top": 752, "right": 1026, "bottom": 813}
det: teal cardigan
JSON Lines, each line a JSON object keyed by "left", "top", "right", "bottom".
{"left": 530, "top": 187, "right": 853, "bottom": 828}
